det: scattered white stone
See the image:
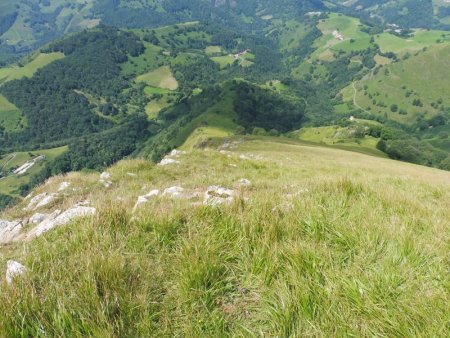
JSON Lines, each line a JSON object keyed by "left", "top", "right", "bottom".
{"left": 127, "top": 173, "right": 138, "bottom": 177}
{"left": 204, "top": 186, "right": 234, "bottom": 206}
{"left": 237, "top": 178, "right": 252, "bottom": 187}
{"left": 169, "top": 149, "right": 186, "bottom": 157}
{"left": 35, "top": 193, "right": 58, "bottom": 209}
{"left": 0, "top": 220, "right": 22, "bottom": 244}
{"left": 163, "top": 186, "right": 185, "bottom": 198}
{"left": 29, "top": 213, "right": 48, "bottom": 224}
{"left": 24, "top": 206, "right": 96, "bottom": 240}
{"left": 6, "top": 260, "right": 27, "bottom": 285}
{"left": 25, "top": 193, "right": 47, "bottom": 210}
{"left": 158, "top": 158, "right": 180, "bottom": 166}
{"left": 144, "top": 189, "right": 160, "bottom": 198}
{"left": 58, "top": 182, "right": 71, "bottom": 191}
{"left": 132, "top": 196, "right": 148, "bottom": 212}
{"left": 100, "top": 172, "right": 111, "bottom": 180}
{"left": 229, "top": 164, "right": 237, "bottom": 168}
{"left": 99, "top": 172, "right": 112, "bottom": 188}
{"left": 102, "top": 180, "right": 113, "bottom": 188}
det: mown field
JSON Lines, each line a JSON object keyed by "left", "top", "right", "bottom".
{"left": 0, "top": 136, "right": 448, "bottom": 336}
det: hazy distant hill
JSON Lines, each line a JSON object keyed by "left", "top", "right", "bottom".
{"left": 0, "top": 0, "right": 325, "bottom": 63}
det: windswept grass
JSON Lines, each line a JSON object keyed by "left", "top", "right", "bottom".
{"left": 0, "top": 138, "right": 448, "bottom": 336}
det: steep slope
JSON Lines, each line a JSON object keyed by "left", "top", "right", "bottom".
{"left": 0, "top": 13, "right": 449, "bottom": 206}
{"left": 0, "top": 136, "right": 449, "bottom": 336}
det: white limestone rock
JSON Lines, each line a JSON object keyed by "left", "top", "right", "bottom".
{"left": 6, "top": 260, "right": 27, "bottom": 285}
{"left": 0, "top": 220, "right": 22, "bottom": 244}
{"left": 144, "top": 189, "right": 160, "bottom": 198}
{"left": 102, "top": 180, "right": 113, "bottom": 188}
{"left": 169, "top": 149, "right": 186, "bottom": 157}
{"left": 163, "top": 186, "right": 185, "bottom": 198}
{"left": 237, "top": 178, "right": 252, "bottom": 187}
{"left": 100, "top": 172, "right": 111, "bottom": 180}
{"left": 29, "top": 213, "right": 48, "bottom": 224}
{"left": 158, "top": 158, "right": 180, "bottom": 166}
{"left": 35, "top": 193, "right": 58, "bottom": 209}
{"left": 132, "top": 196, "right": 148, "bottom": 212}
{"left": 100, "top": 172, "right": 112, "bottom": 187}
{"left": 25, "top": 192, "right": 47, "bottom": 210}
{"left": 204, "top": 186, "right": 234, "bottom": 206}
{"left": 58, "top": 182, "right": 71, "bottom": 191}
{"left": 24, "top": 206, "right": 96, "bottom": 240}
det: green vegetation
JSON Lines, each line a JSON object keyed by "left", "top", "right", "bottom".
{"left": 136, "top": 66, "right": 178, "bottom": 90}
{"left": 0, "top": 94, "right": 25, "bottom": 132}
{"left": 121, "top": 42, "right": 162, "bottom": 76}
{"left": 292, "top": 124, "right": 386, "bottom": 157}
{"left": 0, "top": 27, "right": 146, "bottom": 148}
{"left": 343, "top": 44, "right": 450, "bottom": 125}
{"left": 333, "top": 0, "right": 449, "bottom": 29}
{"left": 0, "top": 52, "right": 64, "bottom": 84}
{"left": 0, "top": 146, "right": 67, "bottom": 197}
{"left": 375, "top": 30, "right": 450, "bottom": 55}
{"left": 0, "top": 137, "right": 449, "bottom": 336}
{"left": 0, "top": 7, "right": 448, "bottom": 204}
{"left": 204, "top": 46, "right": 222, "bottom": 55}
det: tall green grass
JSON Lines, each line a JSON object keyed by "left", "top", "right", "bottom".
{"left": 0, "top": 139, "right": 448, "bottom": 336}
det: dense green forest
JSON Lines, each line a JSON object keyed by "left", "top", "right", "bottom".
{"left": 1, "top": 27, "right": 146, "bottom": 148}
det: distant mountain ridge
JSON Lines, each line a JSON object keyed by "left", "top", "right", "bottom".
{"left": 0, "top": 0, "right": 325, "bottom": 63}
{"left": 2, "top": 0, "right": 449, "bottom": 63}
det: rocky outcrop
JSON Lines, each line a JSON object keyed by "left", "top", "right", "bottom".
{"left": 23, "top": 206, "right": 96, "bottom": 241}
{"left": 0, "top": 220, "right": 22, "bottom": 244}
{"left": 6, "top": 260, "right": 27, "bottom": 285}
{"left": 163, "top": 186, "right": 185, "bottom": 198}
{"left": 204, "top": 186, "right": 234, "bottom": 206}
{"left": 158, "top": 158, "right": 180, "bottom": 166}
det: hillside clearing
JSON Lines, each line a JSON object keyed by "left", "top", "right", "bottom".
{"left": 0, "top": 53, "right": 65, "bottom": 84}
{"left": 136, "top": 66, "right": 178, "bottom": 90}
{"left": 0, "top": 147, "right": 68, "bottom": 198}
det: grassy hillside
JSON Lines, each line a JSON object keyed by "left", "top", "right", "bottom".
{"left": 0, "top": 137, "right": 448, "bottom": 336}
{"left": 331, "top": 0, "right": 450, "bottom": 29}
{"left": 341, "top": 43, "right": 450, "bottom": 125}
{"left": 0, "top": 146, "right": 68, "bottom": 197}
{"left": 0, "top": 52, "right": 64, "bottom": 84}
{"left": 291, "top": 122, "right": 387, "bottom": 158}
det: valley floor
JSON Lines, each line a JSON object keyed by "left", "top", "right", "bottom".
{"left": 0, "top": 137, "right": 449, "bottom": 336}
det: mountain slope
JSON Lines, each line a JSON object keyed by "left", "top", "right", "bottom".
{"left": 0, "top": 136, "right": 449, "bottom": 336}
{"left": 332, "top": 0, "right": 450, "bottom": 29}
{"left": 0, "top": 0, "right": 326, "bottom": 63}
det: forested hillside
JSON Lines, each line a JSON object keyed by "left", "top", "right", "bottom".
{"left": 0, "top": 0, "right": 325, "bottom": 63}
{"left": 3, "top": 0, "right": 449, "bottom": 63}
{"left": 331, "top": 0, "right": 450, "bottom": 29}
